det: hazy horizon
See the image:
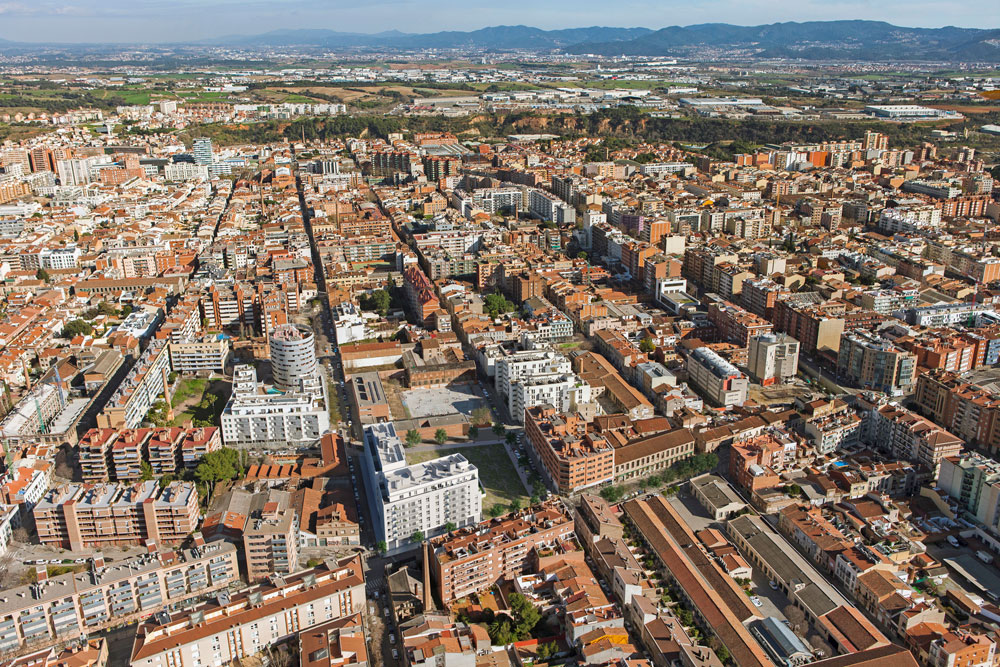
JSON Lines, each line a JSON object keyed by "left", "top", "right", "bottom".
{"left": 0, "top": 0, "right": 998, "bottom": 45}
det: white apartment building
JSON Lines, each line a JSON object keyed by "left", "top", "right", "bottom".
{"left": 494, "top": 349, "right": 571, "bottom": 400}
{"left": 528, "top": 189, "right": 576, "bottom": 224}
{"left": 130, "top": 556, "right": 365, "bottom": 667}
{"left": 331, "top": 302, "right": 372, "bottom": 345}
{"left": 220, "top": 366, "right": 329, "bottom": 448}
{"left": 163, "top": 162, "right": 209, "bottom": 181}
{"left": 686, "top": 346, "right": 749, "bottom": 408}
{"left": 877, "top": 206, "right": 942, "bottom": 234}
{"left": 269, "top": 324, "right": 317, "bottom": 392}
{"left": 509, "top": 373, "right": 592, "bottom": 425}
{"left": 361, "top": 423, "right": 481, "bottom": 551}
{"left": 0, "top": 541, "right": 238, "bottom": 655}
{"left": 748, "top": 333, "right": 800, "bottom": 386}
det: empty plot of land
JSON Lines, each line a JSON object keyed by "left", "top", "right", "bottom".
{"left": 401, "top": 384, "right": 484, "bottom": 419}
{"left": 406, "top": 443, "right": 527, "bottom": 509}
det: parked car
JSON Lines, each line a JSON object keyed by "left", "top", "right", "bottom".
{"left": 389, "top": 634, "right": 395, "bottom": 644}
{"left": 751, "top": 596, "right": 763, "bottom": 608}
{"left": 392, "top": 649, "right": 399, "bottom": 660}
{"left": 768, "top": 580, "right": 779, "bottom": 590}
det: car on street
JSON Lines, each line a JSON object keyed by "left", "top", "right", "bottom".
{"left": 392, "top": 649, "right": 399, "bottom": 660}
{"left": 769, "top": 580, "right": 779, "bottom": 590}
{"left": 751, "top": 596, "right": 763, "bottom": 608}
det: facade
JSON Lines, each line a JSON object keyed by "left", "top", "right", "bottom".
{"left": 524, "top": 406, "right": 615, "bottom": 494}
{"left": 0, "top": 541, "right": 238, "bottom": 655}
{"left": 270, "top": 324, "right": 318, "bottom": 392}
{"left": 936, "top": 454, "right": 1000, "bottom": 533}
{"left": 360, "top": 423, "right": 481, "bottom": 551}
{"left": 130, "top": 556, "right": 365, "bottom": 667}
{"left": 686, "top": 346, "right": 748, "bottom": 408}
{"left": 168, "top": 336, "right": 230, "bottom": 374}
{"left": 429, "top": 502, "right": 575, "bottom": 603}
{"left": 509, "top": 372, "right": 592, "bottom": 425}
{"left": 220, "top": 366, "right": 329, "bottom": 448}
{"left": 96, "top": 338, "right": 171, "bottom": 429}
{"left": 837, "top": 331, "right": 916, "bottom": 396}
{"left": 748, "top": 333, "right": 799, "bottom": 386}
{"left": 34, "top": 481, "right": 200, "bottom": 551}
{"left": 862, "top": 401, "right": 963, "bottom": 475}
{"left": 244, "top": 501, "right": 300, "bottom": 583}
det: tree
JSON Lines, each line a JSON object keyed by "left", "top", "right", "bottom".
{"left": 577, "top": 251, "right": 588, "bottom": 261}
{"left": 783, "top": 604, "right": 807, "bottom": 634}
{"left": 140, "top": 461, "right": 153, "bottom": 481}
{"left": 360, "top": 289, "right": 391, "bottom": 316}
{"left": 406, "top": 429, "right": 422, "bottom": 446}
{"left": 410, "top": 530, "right": 425, "bottom": 543}
{"left": 639, "top": 337, "right": 656, "bottom": 354}
{"left": 715, "top": 646, "right": 731, "bottom": 664}
{"left": 492, "top": 423, "right": 505, "bottom": 437}
{"left": 434, "top": 428, "right": 448, "bottom": 445}
{"left": 35, "top": 268, "right": 49, "bottom": 282}
{"left": 505, "top": 432, "right": 517, "bottom": 446}
{"left": 443, "top": 521, "right": 456, "bottom": 533}
{"left": 537, "top": 642, "right": 558, "bottom": 660}
{"left": 600, "top": 485, "right": 625, "bottom": 503}
{"left": 488, "top": 503, "right": 507, "bottom": 518}
{"left": 193, "top": 448, "right": 245, "bottom": 502}
{"left": 158, "top": 473, "right": 176, "bottom": 489}
{"left": 61, "top": 319, "right": 93, "bottom": 338}
{"left": 376, "top": 540, "right": 388, "bottom": 554}
{"left": 306, "top": 558, "right": 322, "bottom": 567}
{"left": 509, "top": 499, "right": 522, "bottom": 513}
{"left": 472, "top": 406, "right": 492, "bottom": 425}
{"left": 468, "top": 426, "right": 479, "bottom": 439}
{"left": 488, "top": 614, "right": 518, "bottom": 645}
{"left": 484, "top": 292, "right": 516, "bottom": 319}
{"left": 509, "top": 592, "right": 541, "bottom": 637}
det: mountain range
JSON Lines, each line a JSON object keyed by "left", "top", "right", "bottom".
{"left": 201, "top": 21, "right": 1000, "bottom": 61}
{"left": 1, "top": 21, "right": 999, "bottom": 61}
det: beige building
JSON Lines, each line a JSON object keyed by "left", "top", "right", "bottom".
{"left": 34, "top": 481, "right": 199, "bottom": 551}
{"left": 0, "top": 540, "right": 237, "bottom": 655}
{"left": 130, "top": 555, "right": 366, "bottom": 667}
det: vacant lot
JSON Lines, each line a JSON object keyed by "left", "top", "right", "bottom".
{"left": 402, "top": 384, "right": 485, "bottom": 419}
{"left": 407, "top": 444, "right": 527, "bottom": 509}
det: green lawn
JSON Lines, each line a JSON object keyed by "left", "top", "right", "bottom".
{"left": 406, "top": 444, "right": 528, "bottom": 510}
{"left": 173, "top": 378, "right": 208, "bottom": 403}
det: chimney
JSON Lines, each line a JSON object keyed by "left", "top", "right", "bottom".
{"left": 422, "top": 540, "right": 433, "bottom": 612}
{"left": 35, "top": 565, "right": 47, "bottom": 583}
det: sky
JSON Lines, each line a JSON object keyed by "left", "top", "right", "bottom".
{"left": 1, "top": 0, "right": 999, "bottom": 43}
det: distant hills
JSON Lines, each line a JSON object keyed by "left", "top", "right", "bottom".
{"left": 204, "top": 25, "right": 654, "bottom": 50}
{"left": 1, "top": 21, "right": 999, "bottom": 61}
{"left": 564, "top": 21, "right": 1000, "bottom": 61}
{"left": 199, "top": 21, "right": 1000, "bottom": 61}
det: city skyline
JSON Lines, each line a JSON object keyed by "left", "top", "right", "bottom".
{"left": 0, "top": 0, "right": 998, "bottom": 44}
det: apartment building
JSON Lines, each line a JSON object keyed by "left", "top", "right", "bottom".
{"left": 494, "top": 348, "right": 571, "bottom": 398}
{"left": 361, "top": 423, "right": 481, "bottom": 551}
{"left": 861, "top": 400, "right": 963, "bottom": 475}
{"left": 244, "top": 495, "right": 300, "bottom": 583}
{"left": 78, "top": 428, "right": 119, "bottom": 482}
{"left": 111, "top": 428, "right": 155, "bottom": 482}
{"left": 429, "top": 502, "right": 575, "bottom": 603}
{"left": 837, "top": 331, "right": 916, "bottom": 396}
{"left": 914, "top": 370, "right": 1000, "bottom": 456}
{"left": 937, "top": 454, "right": 1000, "bottom": 533}
{"left": 509, "top": 373, "right": 592, "bottom": 425}
{"left": 96, "top": 338, "right": 171, "bottom": 429}
{"left": 168, "top": 335, "right": 230, "bottom": 374}
{"left": 773, "top": 299, "right": 846, "bottom": 356}
{"left": 130, "top": 555, "right": 366, "bottom": 667}
{"left": 685, "top": 346, "right": 748, "bottom": 408}
{"left": 747, "top": 333, "right": 799, "bottom": 386}
{"left": 0, "top": 541, "right": 237, "bottom": 655}
{"left": 524, "top": 405, "right": 615, "bottom": 494}
{"left": 708, "top": 299, "right": 773, "bottom": 347}
{"left": 34, "top": 481, "right": 200, "bottom": 550}
{"left": 220, "top": 366, "right": 329, "bottom": 448}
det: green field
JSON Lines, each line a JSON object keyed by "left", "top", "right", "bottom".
{"left": 407, "top": 444, "right": 528, "bottom": 509}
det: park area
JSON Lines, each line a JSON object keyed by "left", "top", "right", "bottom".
{"left": 158, "top": 377, "right": 231, "bottom": 427}
{"left": 406, "top": 443, "right": 528, "bottom": 512}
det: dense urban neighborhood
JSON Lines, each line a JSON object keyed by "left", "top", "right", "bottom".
{"left": 0, "top": 27, "right": 999, "bottom": 667}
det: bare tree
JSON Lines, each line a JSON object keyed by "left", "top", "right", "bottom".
{"left": 783, "top": 604, "right": 807, "bottom": 634}
{"left": 808, "top": 634, "right": 834, "bottom": 659}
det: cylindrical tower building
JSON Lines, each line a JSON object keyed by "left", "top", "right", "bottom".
{"left": 270, "top": 324, "right": 317, "bottom": 391}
